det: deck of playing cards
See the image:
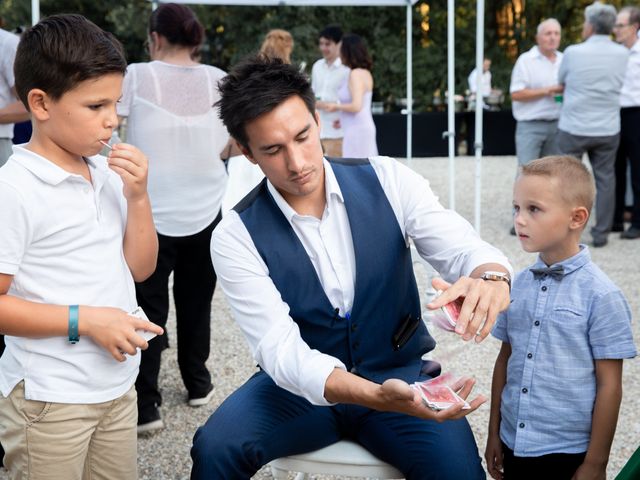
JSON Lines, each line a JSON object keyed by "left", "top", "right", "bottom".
{"left": 129, "top": 306, "right": 157, "bottom": 342}
{"left": 411, "top": 372, "right": 471, "bottom": 411}
{"left": 424, "top": 290, "right": 461, "bottom": 332}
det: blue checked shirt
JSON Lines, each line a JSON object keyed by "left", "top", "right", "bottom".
{"left": 492, "top": 246, "right": 637, "bottom": 457}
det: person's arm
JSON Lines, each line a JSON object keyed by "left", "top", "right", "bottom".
{"left": 0, "top": 274, "right": 163, "bottom": 361}
{"left": 511, "top": 85, "right": 564, "bottom": 102}
{"left": 318, "top": 70, "right": 369, "bottom": 114}
{"left": 0, "top": 100, "right": 29, "bottom": 124}
{"left": 107, "top": 143, "right": 158, "bottom": 281}
{"left": 572, "top": 359, "right": 623, "bottom": 480}
{"left": 485, "top": 341, "right": 511, "bottom": 480}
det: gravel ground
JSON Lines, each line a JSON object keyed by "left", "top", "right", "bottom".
{"left": 2, "top": 155, "right": 638, "bottom": 479}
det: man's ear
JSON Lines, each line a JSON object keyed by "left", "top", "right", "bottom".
{"left": 27, "top": 89, "right": 51, "bottom": 121}
{"left": 314, "top": 109, "right": 321, "bottom": 130}
{"left": 570, "top": 206, "right": 589, "bottom": 230}
{"left": 238, "top": 140, "right": 257, "bottom": 165}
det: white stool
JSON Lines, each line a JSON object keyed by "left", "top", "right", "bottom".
{"left": 269, "top": 439, "right": 404, "bottom": 479}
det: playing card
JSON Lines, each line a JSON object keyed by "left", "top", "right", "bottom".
{"left": 129, "top": 306, "right": 157, "bottom": 342}
{"left": 426, "top": 291, "right": 461, "bottom": 332}
{"left": 411, "top": 374, "right": 471, "bottom": 411}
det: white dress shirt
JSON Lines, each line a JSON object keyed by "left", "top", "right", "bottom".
{"left": 620, "top": 39, "right": 640, "bottom": 107}
{"left": 211, "top": 157, "right": 512, "bottom": 406}
{"left": 468, "top": 68, "right": 492, "bottom": 96}
{"left": 510, "top": 46, "right": 563, "bottom": 121}
{"left": 311, "top": 58, "right": 350, "bottom": 139}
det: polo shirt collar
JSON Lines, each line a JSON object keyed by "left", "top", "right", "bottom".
{"left": 586, "top": 34, "right": 611, "bottom": 43}
{"left": 532, "top": 244, "right": 591, "bottom": 277}
{"left": 12, "top": 144, "right": 110, "bottom": 188}
{"left": 267, "top": 158, "right": 344, "bottom": 222}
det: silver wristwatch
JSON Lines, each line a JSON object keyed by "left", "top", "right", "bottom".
{"left": 481, "top": 271, "right": 511, "bottom": 291}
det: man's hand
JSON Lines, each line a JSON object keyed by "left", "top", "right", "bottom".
{"left": 484, "top": 433, "right": 504, "bottom": 479}
{"left": 106, "top": 143, "right": 149, "bottom": 202}
{"left": 427, "top": 276, "right": 510, "bottom": 342}
{"left": 376, "top": 377, "right": 486, "bottom": 422}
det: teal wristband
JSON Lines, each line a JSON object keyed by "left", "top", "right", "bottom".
{"left": 68, "top": 305, "right": 79, "bottom": 344}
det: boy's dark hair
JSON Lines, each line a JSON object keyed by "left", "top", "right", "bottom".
{"left": 14, "top": 14, "right": 126, "bottom": 109}
{"left": 520, "top": 155, "right": 596, "bottom": 214}
{"left": 150, "top": 3, "right": 204, "bottom": 48}
{"left": 340, "top": 34, "right": 373, "bottom": 70}
{"left": 318, "top": 25, "right": 343, "bottom": 43}
{"left": 216, "top": 55, "right": 316, "bottom": 150}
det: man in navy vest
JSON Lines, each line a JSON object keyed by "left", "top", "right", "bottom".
{"left": 191, "top": 56, "right": 512, "bottom": 479}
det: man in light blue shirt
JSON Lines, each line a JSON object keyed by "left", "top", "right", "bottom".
{"left": 557, "top": 2, "right": 629, "bottom": 248}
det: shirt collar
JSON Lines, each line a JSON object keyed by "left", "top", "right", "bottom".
{"left": 530, "top": 45, "right": 562, "bottom": 60}
{"left": 324, "top": 57, "right": 343, "bottom": 69}
{"left": 586, "top": 34, "right": 612, "bottom": 43}
{"left": 266, "top": 158, "right": 344, "bottom": 222}
{"left": 12, "top": 144, "right": 110, "bottom": 188}
{"left": 531, "top": 244, "right": 591, "bottom": 277}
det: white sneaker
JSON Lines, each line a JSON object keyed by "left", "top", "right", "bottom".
{"left": 188, "top": 387, "right": 215, "bottom": 407}
{"left": 137, "top": 418, "right": 164, "bottom": 435}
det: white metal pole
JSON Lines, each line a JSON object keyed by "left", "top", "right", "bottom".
{"left": 406, "top": 1, "right": 412, "bottom": 163}
{"left": 446, "top": 0, "right": 455, "bottom": 210}
{"left": 474, "top": 0, "right": 485, "bottom": 232}
{"left": 32, "top": 0, "right": 39, "bottom": 25}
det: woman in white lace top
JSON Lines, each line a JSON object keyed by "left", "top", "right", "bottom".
{"left": 117, "top": 2, "right": 228, "bottom": 433}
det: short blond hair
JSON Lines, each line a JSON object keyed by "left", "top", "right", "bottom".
{"left": 259, "top": 29, "right": 294, "bottom": 64}
{"left": 520, "top": 156, "right": 596, "bottom": 214}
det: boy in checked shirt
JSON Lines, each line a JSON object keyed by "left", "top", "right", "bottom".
{"left": 485, "top": 156, "right": 636, "bottom": 479}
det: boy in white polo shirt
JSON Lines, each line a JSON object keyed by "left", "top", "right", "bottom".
{"left": 0, "top": 14, "right": 163, "bottom": 479}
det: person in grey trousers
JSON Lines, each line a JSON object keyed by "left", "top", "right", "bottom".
{"left": 557, "top": 2, "right": 629, "bottom": 248}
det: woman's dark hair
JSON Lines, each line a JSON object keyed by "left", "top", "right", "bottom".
{"left": 149, "top": 3, "right": 204, "bottom": 47}
{"left": 14, "top": 14, "right": 126, "bottom": 108}
{"left": 340, "top": 34, "right": 373, "bottom": 70}
{"left": 216, "top": 55, "right": 316, "bottom": 150}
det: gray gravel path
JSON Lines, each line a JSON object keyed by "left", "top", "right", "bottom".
{"left": 2, "top": 155, "right": 637, "bottom": 479}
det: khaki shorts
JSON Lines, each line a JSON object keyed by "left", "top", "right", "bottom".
{"left": 321, "top": 138, "right": 343, "bottom": 158}
{"left": 0, "top": 381, "right": 138, "bottom": 480}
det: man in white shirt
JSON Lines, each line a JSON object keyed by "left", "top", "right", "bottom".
{"left": 468, "top": 58, "right": 492, "bottom": 97}
{"left": 311, "top": 25, "right": 349, "bottom": 158}
{"left": 613, "top": 6, "right": 640, "bottom": 239}
{"left": 0, "top": 27, "right": 28, "bottom": 166}
{"left": 191, "top": 55, "right": 512, "bottom": 480}
{"left": 510, "top": 19, "right": 564, "bottom": 167}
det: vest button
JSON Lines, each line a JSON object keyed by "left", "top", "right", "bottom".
{"left": 351, "top": 323, "right": 358, "bottom": 332}
{"left": 353, "top": 341, "right": 360, "bottom": 350}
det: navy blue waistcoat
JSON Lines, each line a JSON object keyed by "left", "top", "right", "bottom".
{"left": 235, "top": 158, "right": 436, "bottom": 383}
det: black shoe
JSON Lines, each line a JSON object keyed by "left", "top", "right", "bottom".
{"left": 137, "top": 406, "right": 163, "bottom": 434}
{"left": 188, "top": 384, "right": 214, "bottom": 407}
{"left": 592, "top": 236, "right": 608, "bottom": 248}
{"left": 620, "top": 227, "right": 640, "bottom": 239}
{"left": 509, "top": 226, "right": 516, "bottom": 236}
{"left": 611, "top": 223, "right": 625, "bottom": 232}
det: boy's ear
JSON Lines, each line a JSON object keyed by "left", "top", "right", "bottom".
{"left": 27, "top": 89, "right": 51, "bottom": 121}
{"left": 570, "top": 206, "right": 589, "bottom": 230}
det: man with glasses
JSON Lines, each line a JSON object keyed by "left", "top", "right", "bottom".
{"left": 557, "top": 2, "right": 629, "bottom": 248}
{"left": 613, "top": 7, "right": 640, "bottom": 240}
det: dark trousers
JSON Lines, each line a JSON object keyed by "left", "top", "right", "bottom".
{"left": 135, "top": 213, "right": 221, "bottom": 418}
{"left": 190, "top": 371, "right": 485, "bottom": 480}
{"left": 502, "top": 442, "right": 585, "bottom": 479}
{"left": 557, "top": 129, "right": 620, "bottom": 239}
{"left": 614, "top": 107, "right": 640, "bottom": 228}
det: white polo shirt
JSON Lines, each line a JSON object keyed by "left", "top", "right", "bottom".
{"left": 0, "top": 145, "right": 139, "bottom": 404}
{"left": 311, "top": 57, "right": 350, "bottom": 139}
{"left": 510, "top": 46, "right": 563, "bottom": 121}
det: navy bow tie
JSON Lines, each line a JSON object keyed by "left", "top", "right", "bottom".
{"left": 530, "top": 265, "right": 565, "bottom": 279}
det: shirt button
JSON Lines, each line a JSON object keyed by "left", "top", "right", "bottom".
{"left": 541, "top": 286, "right": 547, "bottom": 292}
{"left": 527, "top": 353, "right": 533, "bottom": 359}
{"left": 522, "top": 387, "right": 528, "bottom": 394}
{"left": 534, "top": 320, "right": 540, "bottom": 326}
{"left": 519, "top": 422, "right": 525, "bottom": 428}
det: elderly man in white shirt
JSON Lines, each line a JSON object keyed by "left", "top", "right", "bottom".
{"left": 510, "top": 19, "right": 564, "bottom": 167}
{"left": 557, "top": 2, "right": 629, "bottom": 248}
{"left": 613, "top": 6, "right": 640, "bottom": 239}
{"left": 311, "top": 25, "right": 349, "bottom": 158}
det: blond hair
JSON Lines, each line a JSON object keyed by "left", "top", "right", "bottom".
{"left": 259, "top": 29, "right": 294, "bottom": 64}
{"left": 520, "top": 156, "right": 596, "bottom": 214}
